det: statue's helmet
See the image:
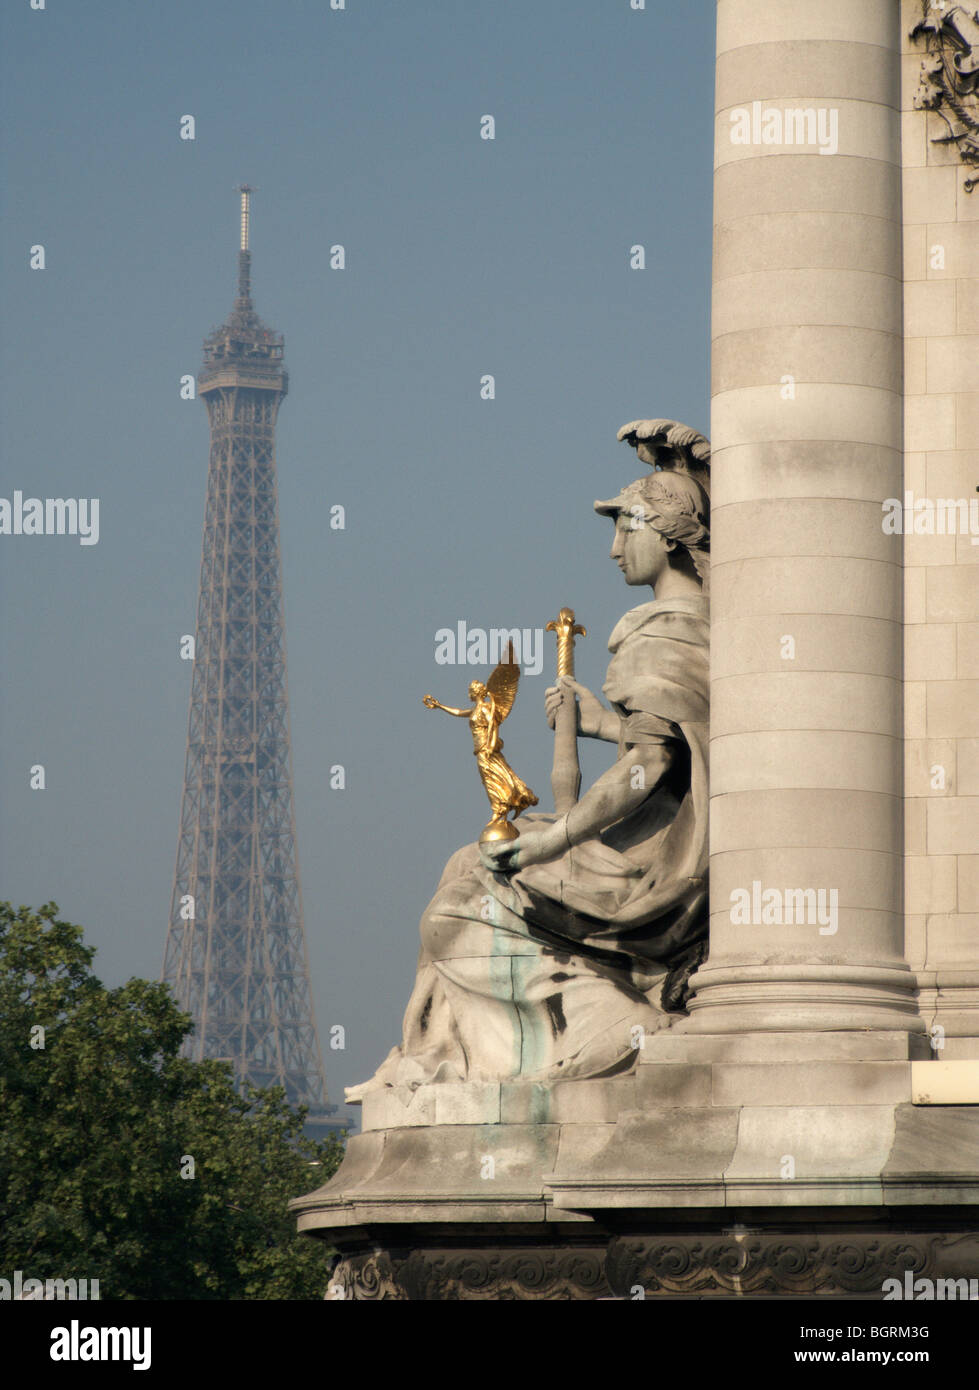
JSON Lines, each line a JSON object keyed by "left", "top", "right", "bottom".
{"left": 614, "top": 419, "right": 711, "bottom": 498}
{"left": 596, "top": 419, "right": 711, "bottom": 591}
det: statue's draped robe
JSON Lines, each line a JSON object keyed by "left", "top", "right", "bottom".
{"left": 358, "top": 596, "right": 709, "bottom": 1092}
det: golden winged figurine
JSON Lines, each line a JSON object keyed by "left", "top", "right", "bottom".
{"left": 423, "top": 642, "right": 538, "bottom": 843}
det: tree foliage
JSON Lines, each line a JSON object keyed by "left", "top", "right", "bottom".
{"left": 0, "top": 902, "right": 344, "bottom": 1299}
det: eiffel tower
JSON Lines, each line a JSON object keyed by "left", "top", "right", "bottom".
{"left": 163, "top": 188, "right": 335, "bottom": 1132}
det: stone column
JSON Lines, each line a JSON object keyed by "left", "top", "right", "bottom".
{"left": 686, "top": 0, "right": 923, "bottom": 1034}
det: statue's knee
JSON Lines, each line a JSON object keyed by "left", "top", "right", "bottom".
{"left": 436, "top": 842, "right": 482, "bottom": 889}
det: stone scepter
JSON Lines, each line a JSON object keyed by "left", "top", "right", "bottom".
{"left": 545, "top": 607, "right": 586, "bottom": 813}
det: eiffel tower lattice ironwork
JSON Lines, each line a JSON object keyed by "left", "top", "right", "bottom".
{"left": 163, "top": 187, "right": 333, "bottom": 1124}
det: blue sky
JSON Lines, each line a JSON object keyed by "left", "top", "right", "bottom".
{"left": 0, "top": 0, "right": 714, "bottom": 1110}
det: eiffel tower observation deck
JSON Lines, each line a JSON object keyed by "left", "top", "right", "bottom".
{"left": 163, "top": 188, "right": 336, "bottom": 1135}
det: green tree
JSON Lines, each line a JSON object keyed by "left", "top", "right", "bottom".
{"left": 0, "top": 902, "right": 344, "bottom": 1299}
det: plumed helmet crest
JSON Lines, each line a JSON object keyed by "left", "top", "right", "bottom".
{"left": 616, "top": 418, "right": 711, "bottom": 497}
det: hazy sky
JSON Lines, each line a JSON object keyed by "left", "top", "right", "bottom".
{"left": 0, "top": 0, "right": 713, "bottom": 1117}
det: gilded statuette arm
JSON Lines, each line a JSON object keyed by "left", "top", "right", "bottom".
{"left": 422, "top": 695, "right": 473, "bottom": 717}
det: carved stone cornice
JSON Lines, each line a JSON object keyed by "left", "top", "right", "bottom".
{"left": 326, "top": 1227, "right": 979, "bottom": 1300}
{"left": 332, "top": 1248, "right": 608, "bottom": 1301}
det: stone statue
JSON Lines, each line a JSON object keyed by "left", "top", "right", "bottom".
{"left": 346, "top": 421, "right": 711, "bottom": 1099}
{"left": 422, "top": 645, "right": 538, "bottom": 845}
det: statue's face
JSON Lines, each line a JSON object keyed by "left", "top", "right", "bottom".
{"left": 469, "top": 681, "right": 485, "bottom": 700}
{"left": 610, "top": 510, "right": 675, "bottom": 589}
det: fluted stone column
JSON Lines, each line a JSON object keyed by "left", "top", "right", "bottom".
{"left": 685, "top": 0, "right": 923, "bottom": 1034}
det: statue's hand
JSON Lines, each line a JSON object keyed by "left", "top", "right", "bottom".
{"left": 480, "top": 838, "right": 524, "bottom": 874}
{"left": 422, "top": 694, "right": 438, "bottom": 709}
{"left": 545, "top": 676, "right": 605, "bottom": 737}
{"left": 481, "top": 835, "right": 546, "bottom": 874}
{"left": 480, "top": 825, "right": 566, "bottom": 874}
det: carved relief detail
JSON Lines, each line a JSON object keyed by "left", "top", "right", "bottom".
{"left": 911, "top": 4, "right": 979, "bottom": 190}
{"left": 327, "top": 1230, "right": 979, "bottom": 1300}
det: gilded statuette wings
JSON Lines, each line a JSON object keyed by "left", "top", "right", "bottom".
{"left": 486, "top": 643, "right": 520, "bottom": 723}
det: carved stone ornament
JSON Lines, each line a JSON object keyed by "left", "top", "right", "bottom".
{"left": 911, "top": 3, "right": 979, "bottom": 190}
{"left": 330, "top": 1248, "right": 608, "bottom": 1302}
{"left": 325, "top": 1229, "right": 979, "bottom": 1300}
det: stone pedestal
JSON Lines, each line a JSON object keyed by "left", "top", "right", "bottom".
{"left": 295, "top": 1037, "right": 979, "bottom": 1298}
